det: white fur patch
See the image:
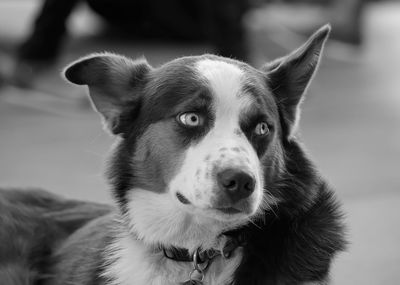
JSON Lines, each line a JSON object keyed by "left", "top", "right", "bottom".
{"left": 102, "top": 220, "right": 243, "bottom": 285}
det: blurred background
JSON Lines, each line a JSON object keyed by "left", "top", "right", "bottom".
{"left": 0, "top": 0, "right": 399, "bottom": 284}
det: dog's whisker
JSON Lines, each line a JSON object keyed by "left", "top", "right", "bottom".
{"left": 246, "top": 217, "right": 262, "bottom": 230}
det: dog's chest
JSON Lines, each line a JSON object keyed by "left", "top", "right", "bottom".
{"left": 103, "top": 235, "right": 243, "bottom": 285}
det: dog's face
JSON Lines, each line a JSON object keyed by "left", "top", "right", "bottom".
{"left": 146, "top": 57, "right": 277, "bottom": 221}
{"left": 64, "top": 26, "right": 330, "bottom": 248}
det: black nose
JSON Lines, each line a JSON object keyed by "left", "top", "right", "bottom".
{"left": 217, "top": 169, "right": 255, "bottom": 203}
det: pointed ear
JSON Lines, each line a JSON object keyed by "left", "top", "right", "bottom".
{"left": 63, "top": 53, "right": 151, "bottom": 135}
{"left": 263, "top": 24, "right": 331, "bottom": 140}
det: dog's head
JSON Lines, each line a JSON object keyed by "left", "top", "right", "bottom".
{"left": 64, "top": 25, "right": 330, "bottom": 249}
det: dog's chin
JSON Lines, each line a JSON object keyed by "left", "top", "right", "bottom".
{"left": 176, "top": 193, "right": 258, "bottom": 223}
{"left": 199, "top": 207, "right": 253, "bottom": 223}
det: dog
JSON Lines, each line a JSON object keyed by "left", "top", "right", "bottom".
{"left": 0, "top": 24, "right": 345, "bottom": 285}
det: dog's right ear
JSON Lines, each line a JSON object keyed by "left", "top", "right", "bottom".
{"left": 262, "top": 25, "right": 330, "bottom": 141}
{"left": 63, "top": 53, "right": 151, "bottom": 135}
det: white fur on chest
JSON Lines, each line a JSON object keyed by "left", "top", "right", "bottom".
{"left": 102, "top": 232, "right": 243, "bottom": 285}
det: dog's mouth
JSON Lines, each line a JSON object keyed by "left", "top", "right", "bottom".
{"left": 214, "top": 206, "right": 242, "bottom": 215}
{"left": 176, "top": 192, "right": 191, "bottom": 205}
{"left": 176, "top": 192, "right": 252, "bottom": 217}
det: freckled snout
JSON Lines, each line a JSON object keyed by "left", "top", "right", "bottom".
{"left": 217, "top": 168, "right": 255, "bottom": 204}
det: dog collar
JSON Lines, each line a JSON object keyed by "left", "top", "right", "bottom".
{"left": 163, "top": 246, "right": 219, "bottom": 263}
{"left": 161, "top": 233, "right": 245, "bottom": 284}
{"left": 162, "top": 233, "right": 244, "bottom": 263}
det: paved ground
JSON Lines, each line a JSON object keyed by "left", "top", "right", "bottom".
{"left": 0, "top": 1, "right": 399, "bottom": 284}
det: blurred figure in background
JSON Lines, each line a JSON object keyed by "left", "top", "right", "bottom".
{"left": 9, "top": 0, "right": 366, "bottom": 87}
{"left": 13, "top": 0, "right": 250, "bottom": 87}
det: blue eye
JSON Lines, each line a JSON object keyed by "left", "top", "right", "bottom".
{"left": 178, "top": 112, "right": 204, "bottom": 127}
{"left": 254, "top": 122, "right": 269, "bottom": 136}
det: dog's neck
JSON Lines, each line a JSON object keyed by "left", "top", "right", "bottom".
{"left": 101, "top": 215, "right": 244, "bottom": 285}
{"left": 124, "top": 209, "right": 228, "bottom": 254}
{"left": 117, "top": 212, "right": 227, "bottom": 255}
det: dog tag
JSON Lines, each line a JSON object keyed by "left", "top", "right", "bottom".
{"left": 182, "top": 267, "right": 204, "bottom": 285}
{"left": 181, "top": 248, "right": 206, "bottom": 285}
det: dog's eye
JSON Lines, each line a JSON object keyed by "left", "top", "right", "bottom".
{"left": 254, "top": 122, "right": 269, "bottom": 136}
{"left": 178, "top": 112, "right": 204, "bottom": 127}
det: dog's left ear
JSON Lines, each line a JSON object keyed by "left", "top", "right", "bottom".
{"left": 63, "top": 53, "right": 151, "bottom": 135}
{"left": 263, "top": 24, "right": 331, "bottom": 140}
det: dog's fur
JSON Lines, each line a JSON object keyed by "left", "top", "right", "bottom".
{"left": 0, "top": 25, "right": 345, "bottom": 285}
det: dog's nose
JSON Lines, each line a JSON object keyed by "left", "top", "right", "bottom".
{"left": 217, "top": 169, "right": 255, "bottom": 203}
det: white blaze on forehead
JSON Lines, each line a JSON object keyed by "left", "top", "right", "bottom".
{"left": 196, "top": 59, "right": 253, "bottom": 128}
{"left": 196, "top": 59, "right": 244, "bottom": 100}
{"left": 196, "top": 59, "right": 251, "bottom": 135}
